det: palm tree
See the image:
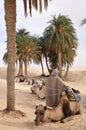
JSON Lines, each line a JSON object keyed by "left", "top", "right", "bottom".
{"left": 4, "top": 0, "right": 50, "bottom": 112}
{"left": 4, "top": 0, "right": 16, "bottom": 111}
{"left": 43, "top": 14, "right": 77, "bottom": 77}
{"left": 16, "top": 28, "right": 31, "bottom": 81}
{"left": 30, "top": 36, "right": 44, "bottom": 76}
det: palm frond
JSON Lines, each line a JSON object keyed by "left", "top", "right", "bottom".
{"left": 34, "top": 0, "right": 38, "bottom": 10}
{"left": 29, "top": 0, "right": 32, "bottom": 16}
{"left": 23, "top": 0, "right": 50, "bottom": 16}
{"left": 32, "top": 0, "right": 35, "bottom": 7}
{"left": 80, "top": 18, "right": 86, "bottom": 26}
{"left": 44, "top": 0, "right": 48, "bottom": 10}
{"left": 39, "top": 0, "right": 42, "bottom": 13}
{"left": 23, "top": 0, "right": 28, "bottom": 16}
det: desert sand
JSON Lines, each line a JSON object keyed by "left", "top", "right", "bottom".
{"left": 0, "top": 66, "right": 86, "bottom": 130}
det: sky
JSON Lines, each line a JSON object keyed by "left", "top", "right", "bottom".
{"left": 0, "top": 0, "right": 86, "bottom": 67}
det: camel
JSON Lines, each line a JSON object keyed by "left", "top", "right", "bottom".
{"left": 31, "top": 80, "right": 46, "bottom": 99}
{"left": 28, "top": 79, "right": 35, "bottom": 85}
{"left": 15, "top": 75, "right": 25, "bottom": 82}
{"left": 34, "top": 92, "right": 81, "bottom": 125}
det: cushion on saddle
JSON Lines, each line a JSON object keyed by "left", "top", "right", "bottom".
{"left": 63, "top": 86, "right": 81, "bottom": 102}
{"left": 73, "top": 93, "right": 81, "bottom": 102}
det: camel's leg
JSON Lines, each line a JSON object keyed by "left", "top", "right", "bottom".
{"left": 76, "top": 104, "right": 81, "bottom": 115}
{"left": 43, "top": 118, "right": 51, "bottom": 123}
{"left": 76, "top": 110, "right": 81, "bottom": 115}
{"left": 61, "top": 116, "right": 73, "bottom": 123}
{"left": 62, "top": 99, "right": 72, "bottom": 117}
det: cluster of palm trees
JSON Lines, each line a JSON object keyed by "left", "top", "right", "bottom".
{"left": 3, "top": 14, "right": 78, "bottom": 81}
{"left": 4, "top": 0, "right": 78, "bottom": 112}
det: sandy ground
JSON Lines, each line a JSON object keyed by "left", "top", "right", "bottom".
{"left": 0, "top": 66, "right": 86, "bottom": 130}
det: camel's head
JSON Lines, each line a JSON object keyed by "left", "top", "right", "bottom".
{"left": 36, "top": 80, "right": 45, "bottom": 90}
{"left": 34, "top": 104, "right": 47, "bottom": 125}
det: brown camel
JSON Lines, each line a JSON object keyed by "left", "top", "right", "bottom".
{"left": 34, "top": 92, "right": 81, "bottom": 125}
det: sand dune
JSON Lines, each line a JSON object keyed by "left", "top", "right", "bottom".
{"left": 0, "top": 67, "right": 86, "bottom": 130}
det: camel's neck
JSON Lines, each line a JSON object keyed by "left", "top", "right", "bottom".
{"left": 58, "top": 95, "right": 68, "bottom": 106}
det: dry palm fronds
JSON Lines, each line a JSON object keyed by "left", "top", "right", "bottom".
{"left": 44, "top": 0, "right": 48, "bottom": 10}
{"left": 23, "top": 0, "right": 49, "bottom": 16}
{"left": 34, "top": 0, "right": 38, "bottom": 10}
{"left": 23, "top": 0, "right": 28, "bottom": 16}
{"left": 39, "top": 0, "right": 42, "bottom": 13}
{"left": 29, "top": 0, "right": 32, "bottom": 16}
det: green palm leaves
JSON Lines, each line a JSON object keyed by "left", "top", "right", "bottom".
{"left": 16, "top": 29, "right": 31, "bottom": 61}
{"left": 43, "top": 14, "right": 78, "bottom": 77}
{"left": 16, "top": 29, "right": 42, "bottom": 80}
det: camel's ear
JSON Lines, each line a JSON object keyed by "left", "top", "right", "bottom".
{"left": 36, "top": 105, "right": 38, "bottom": 109}
{"left": 44, "top": 106, "right": 47, "bottom": 110}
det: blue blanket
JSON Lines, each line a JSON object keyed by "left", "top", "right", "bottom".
{"left": 74, "top": 93, "right": 81, "bottom": 102}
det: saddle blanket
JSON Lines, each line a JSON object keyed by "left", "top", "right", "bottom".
{"left": 64, "top": 86, "right": 81, "bottom": 102}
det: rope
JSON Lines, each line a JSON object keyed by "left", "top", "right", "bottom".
{"left": 45, "top": 92, "right": 59, "bottom": 97}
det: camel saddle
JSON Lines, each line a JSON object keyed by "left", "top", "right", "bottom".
{"left": 63, "top": 86, "right": 81, "bottom": 102}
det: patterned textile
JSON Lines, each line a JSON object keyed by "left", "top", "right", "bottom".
{"left": 74, "top": 93, "right": 81, "bottom": 102}
{"left": 45, "top": 69, "right": 65, "bottom": 107}
{"left": 64, "top": 86, "right": 81, "bottom": 102}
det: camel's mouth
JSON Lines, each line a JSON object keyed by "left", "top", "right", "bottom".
{"left": 35, "top": 110, "right": 44, "bottom": 125}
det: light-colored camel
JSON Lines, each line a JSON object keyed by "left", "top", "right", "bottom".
{"left": 15, "top": 75, "right": 25, "bottom": 82}
{"left": 30, "top": 80, "right": 46, "bottom": 99}
{"left": 34, "top": 92, "right": 81, "bottom": 125}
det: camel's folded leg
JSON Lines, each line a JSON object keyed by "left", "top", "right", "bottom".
{"left": 61, "top": 116, "right": 73, "bottom": 123}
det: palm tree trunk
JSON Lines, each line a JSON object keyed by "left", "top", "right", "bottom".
{"left": 18, "top": 58, "right": 23, "bottom": 76}
{"left": 24, "top": 59, "right": 28, "bottom": 81}
{"left": 57, "top": 46, "right": 62, "bottom": 77}
{"left": 4, "top": 0, "right": 16, "bottom": 111}
{"left": 40, "top": 56, "right": 45, "bottom": 76}
{"left": 63, "top": 63, "right": 69, "bottom": 78}
{"left": 45, "top": 56, "right": 51, "bottom": 74}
